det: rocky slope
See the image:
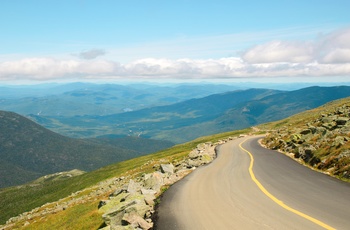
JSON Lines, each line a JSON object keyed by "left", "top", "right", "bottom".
{"left": 262, "top": 98, "right": 350, "bottom": 180}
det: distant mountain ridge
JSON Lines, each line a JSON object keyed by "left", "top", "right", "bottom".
{"left": 29, "top": 86, "right": 350, "bottom": 143}
{"left": 0, "top": 111, "right": 173, "bottom": 188}
{"left": 0, "top": 82, "right": 239, "bottom": 116}
{"left": 215, "top": 86, "right": 350, "bottom": 128}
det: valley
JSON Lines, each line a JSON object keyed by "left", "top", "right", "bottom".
{"left": 1, "top": 83, "right": 350, "bottom": 229}
{"left": 28, "top": 86, "right": 350, "bottom": 143}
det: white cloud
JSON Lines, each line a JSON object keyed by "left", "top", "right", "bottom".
{"left": 317, "top": 28, "right": 350, "bottom": 63}
{"left": 242, "top": 27, "right": 350, "bottom": 65}
{"left": 242, "top": 41, "right": 314, "bottom": 63}
{"left": 0, "top": 58, "right": 119, "bottom": 80}
{"left": 0, "top": 27, "right": 350, "bottom": 81}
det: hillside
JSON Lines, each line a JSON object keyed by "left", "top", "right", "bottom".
{"left": 261, "top": 96, "right": 350, "bottom": 181}
{"left": 1, "top": 97, "right": 350, "bottom": 229}
{"left": 0, "top": 111, "right": 173, "bottom": 188}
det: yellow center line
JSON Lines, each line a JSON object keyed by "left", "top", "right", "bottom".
{"left": 239, "top": 138, "right": 336, "bottom": 230}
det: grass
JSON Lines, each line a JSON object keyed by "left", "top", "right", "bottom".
{"left": 21, "top": 200, "right": 104, "bottom": 230}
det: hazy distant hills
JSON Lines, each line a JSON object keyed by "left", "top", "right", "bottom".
{"left": 0, "top": 111, "right": 173, "bottom": 188}
{"left": 28, "top": 86, "right": 350, "bottom": 143}
{"left": 0, "top": 82, "right": 239, "bottom": 116}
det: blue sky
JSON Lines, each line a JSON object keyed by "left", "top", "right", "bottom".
{"left": 1, "top": 0, "right": 350, "bottom": 83}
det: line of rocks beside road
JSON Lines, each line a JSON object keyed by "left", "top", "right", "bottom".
{"left": 98, "top": 136, "right": 241, "bottom": 230}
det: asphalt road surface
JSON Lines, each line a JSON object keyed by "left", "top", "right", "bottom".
{"left": 156, "top": 136, "right": 350, "bottom": 230}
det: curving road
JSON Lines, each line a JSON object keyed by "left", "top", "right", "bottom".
{"left": 156, "top": 136, "right": 350, "bottom": 230}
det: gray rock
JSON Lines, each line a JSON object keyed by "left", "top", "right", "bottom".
{"left": 124, "top": 200, "right": 150, "bottom": 218}
{"left": 322, "top": 122, "right": 337, "bottom": 130}
{"left": 160, "top": 163, "right": 174, "bottom": 174}
{"left": 102, "top": 200, "right": 137, "bottom": 225}
{"left": 140, "top": 188, "right": 157, "bottom": 195}
{"left": 143, "top": 172, "right": 164, "bottom": 192}
{"left": 188, "top": 149, "right": 199, "bottom": 159}
{"left": 110, "top": 188, "right": 126, "bottom": 198}
{"left": 144, "top": 196, "right": 155, "bottom": 206}
{"left": 315, "top": 127, "right": 327, "bottom": 135}
{"left": 127, "top": 180, "right": 141, "bottom": 194}
{"left": 122, "top": 213, "right": 153, "bottom": 230}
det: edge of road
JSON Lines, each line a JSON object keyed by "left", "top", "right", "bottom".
{"left": 239, "top": 138, "right": 336, "bottom": 230}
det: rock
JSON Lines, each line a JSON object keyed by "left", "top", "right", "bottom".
{"left": 122, "top": 213, "right": 153, "bottom": 230}
{"left": 188, "top": 149, "right": 199, "bottom": 159}
{"left": 300, "top": 129, "right": 311, "bottom": 135}
{"left": 143, "top": 172, "right": 164, "bottom": 193}
{"left": 144, "top": 195, "right": 155, "bottom": 206}
{"left": 299, "top": 145, "right": 315, "bottom": 163}
{"left": 187, "top": 159, "right": 201, "bottom": 167}
{"left": 160, "top": 163, "right": 174, "bottom": 174}
{"left": 322, "top": 122, "right": 337, "bottom": 130}
{"left": 101, "top": 199, "right": 137, "bottom": 225}
{"left": 140, "top": 188, "right": 157, "bottom": 195}
{"left": 98, "top": 200, "right": 108, "bottom": 209}
{"left": 315, "top": 127, "right": 327, "bottom": 135}
{"left": 124, "top": 200, "right": 150, "bottom": 218}
{"left": 309, "top": 156, "right": 321, "bottom": 166}
{"left": 200, "top": 153, "right": 212, "bottom": 164}
{"left": 127, "top": 180, "right": 141, "bottom": 194}
{"left": 110, "top": 188, "right": 126, "bottom": 197}
{"left": 96, "top": 135, "right": 219, "bottom": 230}
{"left": 336, "top": 117, "right": 349, "bottom": 126}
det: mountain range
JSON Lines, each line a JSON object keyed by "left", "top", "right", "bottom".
{"left": 1, "top": 85, "right": 350, "bottom": 189}
{"left": 28, "top": 85, "right": 350, "bottom": 143}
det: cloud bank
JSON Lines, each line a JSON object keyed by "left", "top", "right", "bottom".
{"left": 1, "top": 27, "right": 350, "bottom": 81}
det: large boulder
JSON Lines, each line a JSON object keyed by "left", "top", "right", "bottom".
{"left": 127, "top": 179, "right": 142, "bottom": 194}
{"left": 336, "top": 117, "right": 349, "bottom": 126}
{"left": 122, "top": 213, "right": 153, "bottom": 230}
{"left": 143, "top": 172, "right": 164, "bottom": 193}
{"left": 160, "top": 163, "right": 175, "bottom": 174}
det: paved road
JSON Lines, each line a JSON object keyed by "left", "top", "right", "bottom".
{"left": 156, "top": 136, "right": 350, "bottom": 230}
